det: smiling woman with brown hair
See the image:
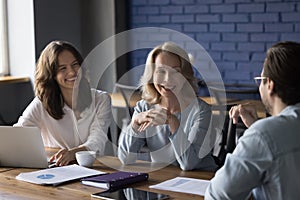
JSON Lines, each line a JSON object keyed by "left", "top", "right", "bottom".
{"left": 14, "top": 40, "right": 112, "bottom": 166}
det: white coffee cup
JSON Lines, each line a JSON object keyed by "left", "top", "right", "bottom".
{"left": 75, "top": 151, "right": 96, "bottom": 167}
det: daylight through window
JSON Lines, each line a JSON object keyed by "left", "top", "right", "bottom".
{"left": 0, "top": 0, "right": 9, "bottom": 76}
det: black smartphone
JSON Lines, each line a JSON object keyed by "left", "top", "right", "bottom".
{"left": 91, "top": 188, "right": 169, "bottom": 200}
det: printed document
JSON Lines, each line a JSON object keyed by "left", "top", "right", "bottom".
{"left": 149, "top": 177, "right": 210, "bottom": 196}
{"left": 16, "top": 164, "right": 105, "bottom": 186}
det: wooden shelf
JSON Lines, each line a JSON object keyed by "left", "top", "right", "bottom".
{"left": 0, "top": 76, "right": 30, "bottom": 84}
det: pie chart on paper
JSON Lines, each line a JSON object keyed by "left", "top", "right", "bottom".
{"left": 37, "top": 174, "right": 55, "bottom": 179}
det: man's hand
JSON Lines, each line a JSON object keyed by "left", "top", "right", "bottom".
{"left": 229, "top": 104, "right": 258, "bottom": 128}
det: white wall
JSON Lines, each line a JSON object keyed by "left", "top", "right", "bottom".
{"left": 7, "top": 0, "right": 35, "bottom": 82}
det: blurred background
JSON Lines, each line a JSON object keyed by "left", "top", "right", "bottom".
{"left": 1, "top": 0, "right": 300, "bottom": 126}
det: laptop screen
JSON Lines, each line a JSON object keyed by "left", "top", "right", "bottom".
{"left": 0, "top": 126, "right": 48, "bottom": 168}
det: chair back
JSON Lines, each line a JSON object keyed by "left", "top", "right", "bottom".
{"left": 208, "top": 83, "right": 259, "bottom": 106}
{"left": 114, "top": 83, "right": 141, "bottom": 118}
{"left": 212, "top": 112, "right": 248, "bottom": 168}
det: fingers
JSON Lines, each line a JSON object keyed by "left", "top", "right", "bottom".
{"left": 146, "top": 109, "right": 168, "bottom": 125}
{"left": 138, "top": 121, "right": 150, "bottom": 132}
{"left": 49, "top": 149, "right": 64, "bottom": 162}
{"left": 229, "top": 106, "right": 240, "bottom": 124}
{"left": 131, "top": 113, "right": 148, "bottom": 132}
{"left": 50, "top": 149, "right": 73, "bottom": 166}
{"left": 239, "top": 104, "right": 257, "bottom": 119}
{"left": 137, "top": 112, "right": 155, "bottom": 132}
{"left": 49, "top": 156, "right": 56, "bottom": 163}
{"left": 229, "top": 104, "right": 258, "bottom": 127}
{"left": 134, "top": 108, "right": 168, "bottom": 132}
{"left": 229, "top": 104, "right": 248, "bottom": 124}
{"left": 56, "top": 156, "right": 70, "bottom": 166}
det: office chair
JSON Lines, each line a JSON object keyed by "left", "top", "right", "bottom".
{"left": 208, "top": 83, "right": 259, "bottom": 106}
{"left": 212, "top": 113, "right": 248, "bottom": 168}
{"left": 114, "top": 83, "right": 141, "bottom": 119}
{"left": 0, "top": 78, "right": 34, "bottom": 125}
{"left": 207, "top": 83, "right": 258, "bottom": 168}
{"left": 114, "top": 83, "right": 151, "bottom": 161}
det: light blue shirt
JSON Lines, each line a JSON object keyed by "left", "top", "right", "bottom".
{"left": 205, "top": 103, "right": 300, "bottom": 200}
{"left": 118, "top": 98, "right": 217, "bottom": 171}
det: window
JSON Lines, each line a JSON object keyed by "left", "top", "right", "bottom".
{"left": 0, "top": 0, "right": 9, "bottom": 76}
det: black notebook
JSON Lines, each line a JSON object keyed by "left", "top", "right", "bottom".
{"left": 81, "top": 171, "right": 149, "bottom": 191}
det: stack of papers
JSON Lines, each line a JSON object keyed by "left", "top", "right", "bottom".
{"left": 149, "top": 177, "right": 210, "bottom": 196}
{"left": 16, "top": 164, "right": 106, "bottom": 186}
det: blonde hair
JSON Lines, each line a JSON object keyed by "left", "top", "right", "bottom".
{"left": 140, "top": 42, "right": 197, "bottom": 104}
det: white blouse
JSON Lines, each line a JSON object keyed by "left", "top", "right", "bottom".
{"left": 14, "top": 89, "right": 112, "bottom": 155}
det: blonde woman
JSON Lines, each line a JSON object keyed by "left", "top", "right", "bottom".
{"left": 118, "top": 42, "right": 216, "bottom": 171}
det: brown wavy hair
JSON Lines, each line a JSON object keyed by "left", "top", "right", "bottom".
{"left": 34, "top": 40, "right": 92, "bottom": 119}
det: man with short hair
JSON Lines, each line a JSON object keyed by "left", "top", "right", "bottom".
{"left": 205, "top": 41, "right": 300, "bottom": 200}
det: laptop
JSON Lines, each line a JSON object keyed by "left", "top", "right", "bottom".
{"left": 0, "top": 126, "right": 48, "bottom": 168}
